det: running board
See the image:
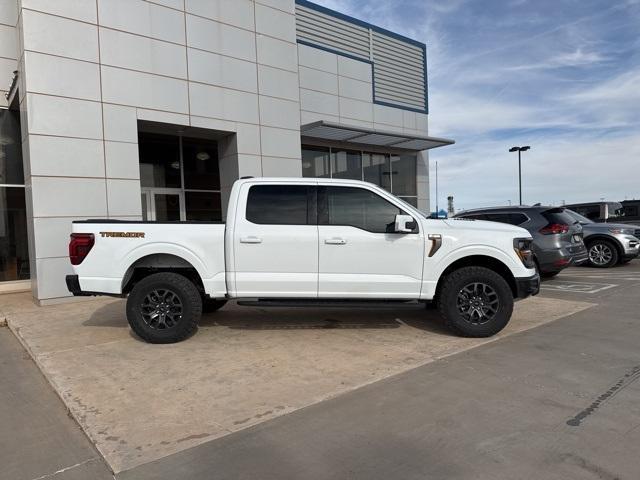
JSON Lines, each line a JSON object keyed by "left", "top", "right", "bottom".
{"left": 236, "top": 299, "right": 425, "bottom": 309}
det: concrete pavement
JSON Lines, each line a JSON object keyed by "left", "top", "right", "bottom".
{"left": 0, "top": 329, "right": 113, "bottom": 480}
{"left": 119, "top": 263, "right": 640, "bottom": 479}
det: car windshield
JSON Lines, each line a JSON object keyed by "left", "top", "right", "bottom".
{"left": 565, "top": 209, "right": 593, "bottom": 224}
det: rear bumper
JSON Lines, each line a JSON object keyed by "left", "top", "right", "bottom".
{"left": 515, "top": 273, "right": 540, "bottom": 299}
{"left": 66, "top": 275, "right": 123, "bottom": 298}
{"left": 66, "top": 274, "right": 89, "bottom": 296}
{"left": 537, "top": 245, "right": 587, "bottom": 273}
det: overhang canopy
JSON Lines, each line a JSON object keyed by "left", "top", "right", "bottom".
{"left": 300, "top": 120, "right": 455, "bottom": 152}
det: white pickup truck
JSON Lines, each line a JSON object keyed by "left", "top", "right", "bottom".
{"left": 67, "top": 177, "right": 540, "bottom": 343}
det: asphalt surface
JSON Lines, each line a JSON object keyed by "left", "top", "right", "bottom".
{"left": 0, "top": 329, "right": 113, "bottom": 480}
{"left": 119, "top": 262, "right": 640, "bottom": 480}
{"left": 3, "top": 261, "right": 640, "bottom": 480}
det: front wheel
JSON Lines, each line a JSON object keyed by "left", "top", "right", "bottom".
{"left": 587, "top": 240, "right": 618, "bottom": 268}
{"left": 126, "top": 272, "right": 202, "bottom": 344}
{"left": 437, "top": 266, "right": 514, "bottom": 337}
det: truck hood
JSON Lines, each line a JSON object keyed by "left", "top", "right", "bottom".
{"left": 443, "top": 218, "right": 530, "bottom": 237}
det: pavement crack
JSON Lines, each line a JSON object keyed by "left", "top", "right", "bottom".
{"left": 566, "top": 364, "right": 640, "bottom": 427}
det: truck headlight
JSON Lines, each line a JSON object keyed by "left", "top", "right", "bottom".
{"left": 514, "top": 238, "right": 535, "bottom": 269}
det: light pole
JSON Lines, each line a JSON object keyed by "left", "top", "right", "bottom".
{"left": 509, "top": 146, "right": 530, "bottom": 205}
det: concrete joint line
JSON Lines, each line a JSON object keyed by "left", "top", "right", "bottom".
{"left": 28, "top": 457, "right": 100, "bottom": 480}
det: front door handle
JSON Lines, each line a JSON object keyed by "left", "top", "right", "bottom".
{"left": 325, "top": 238, "right": 347, "bottom": 245}
{"left": 240, "top": 236, "right": 262, "bottom": 244}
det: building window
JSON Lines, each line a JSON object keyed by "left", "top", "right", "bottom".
{"left": 138, "top": 132, "right": 221, "bottom": 222}
{"left": 302, "top": 145, "right": 418, "bottom": 206}
{"left": 0, "top": 109, "right": 29, "bottom": 282}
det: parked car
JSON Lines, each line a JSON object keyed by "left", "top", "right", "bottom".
{"left": 621, "top": 200, "right": 640, "bottom": 225}
{"left": 564, "top": 209, "right": 640, "bottom": 267}
{"left": 66, "top": 178, "right": 540, "bottom": 343}
{"left": 454, "top": 206, "right": 588, "bottom": 277}
{"left": 564, "top": 201, "right": 625, "bottom": 223}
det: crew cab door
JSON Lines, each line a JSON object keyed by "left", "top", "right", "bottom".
{"left": 232, "top": 182, "right": 318, "bottom": 297}
{"left": 317, "top": 185, "right": 425, "bottom": 298}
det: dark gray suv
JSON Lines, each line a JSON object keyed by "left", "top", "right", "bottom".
{"left": 454, "top": 206, "right": 588, "bottom": 277}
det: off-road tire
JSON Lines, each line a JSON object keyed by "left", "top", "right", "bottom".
{"left": 202, "top": 298, "right": 228, "bottom": 313}
{"left": 126, "top": 272, "right": 202, "bottom": 344}
{"left": 437, "top": 266, "right": 514, "bottom": 337}
{"left": 586, "top": 239, "right": 619, "bottom": 268}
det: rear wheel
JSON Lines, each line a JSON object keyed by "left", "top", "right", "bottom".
{"left": 437, "top": 266, "right": 514, "bottom": 337}
{"left": 587, "top": 240, "right": 619, "bottom": 268}
{"left": 126, "top": 272, "right": 202, "bottom": 343}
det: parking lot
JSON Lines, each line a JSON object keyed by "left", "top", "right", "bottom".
{"left": 3, "top": 261, "right": 640, "bottom": 479}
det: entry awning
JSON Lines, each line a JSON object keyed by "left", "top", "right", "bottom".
{"left": 300, "top": 120, "right": 455, "bottom": 151}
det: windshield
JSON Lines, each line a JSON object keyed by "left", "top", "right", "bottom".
{"left": 391, "top": 194, "right": 428, "bottom": 219}
{"left": 565, "top": 209, "right": 593, "bottom": 224}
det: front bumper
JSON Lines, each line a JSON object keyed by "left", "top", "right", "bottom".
{"left": 515, "top": 273, "right": 540, "bottom": 299}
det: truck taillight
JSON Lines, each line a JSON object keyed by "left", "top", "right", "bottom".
{"left": 69, "top": 233, "right": 95, "bottom": 265}
{"left": 539, "top": 223, "right": 569, "bottom": 235}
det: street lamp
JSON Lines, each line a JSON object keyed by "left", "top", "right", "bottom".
{"left": 509, "top": 146, "right": 530, "bottom": 205}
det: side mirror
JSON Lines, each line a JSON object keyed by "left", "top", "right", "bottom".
{"left": 395, "top": 214, "right": 416, "bottom": 233}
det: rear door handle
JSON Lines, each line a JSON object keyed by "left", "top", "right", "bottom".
{"left": 240, "top": 236, "right": 262, "bottom": 244}
{"left": 325, "top": 238, "right": 347, "bottom": 245}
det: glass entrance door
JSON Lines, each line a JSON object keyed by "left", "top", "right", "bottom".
{"left": 141, "top": 189, "right": 184, "bottom": 221}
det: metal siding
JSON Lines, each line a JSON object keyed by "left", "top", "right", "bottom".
{"left": 295, "top": 3, "right": 428, "bottom": 113}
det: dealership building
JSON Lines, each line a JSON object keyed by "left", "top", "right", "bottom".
{"left": 0, "top": 0, "right": 452, "bottom": 302}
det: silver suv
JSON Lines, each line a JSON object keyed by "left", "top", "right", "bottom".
{"left": 564, "top": 209, "right": 640, "bottom": 267}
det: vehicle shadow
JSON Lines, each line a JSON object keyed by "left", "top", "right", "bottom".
{"left": 83, "top": 300, "right": 449, "bottom": 335}
{"left": 201, "top": 304, "right": 448, "bottom": 334}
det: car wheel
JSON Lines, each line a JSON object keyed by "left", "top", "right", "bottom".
{"left": 126, "top": 272, "right": 202, "bottom": 344}
{"left": 587, "top": 240, "right": 619, "bottom": 268}
{"left": 437, "top": 266, "right": 514, "bottom": 337}
{"left": 203, "top": 298, "right": 227, "bottom": 313}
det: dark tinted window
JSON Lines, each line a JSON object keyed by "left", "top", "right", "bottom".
{"left": 186, "top": 192, "right": 222, "bottom": 221}
{"left": 0, "top": 110, "right": 24, "bottom": 185}
{"left": 246, "top": 185, "right": 311, "bottom": 225}
{"left": 458, "top": 214, "right": 487, "bottom": 220}
{"left": 485, "top": 213, "right": 527, "bottom": 225}
{"left": 138, "top": 132, "right": 181, "bottom": 188}
{"left": 572, "top": 205, "right": 600, "bottom": 220}
{"left": 320, "top": 186, "right": 410, "bottom": 234}
{"left": 302, "top": 146, "right": 330, "bottom": 178}
{"left": 542, "top": 208, "right": 577, "bottom": 225}
{"left": 331, "top": 150, "right": 361, "bottom": 180}
{"left": 182, "top": 137, "right": 220, "bottom": 190}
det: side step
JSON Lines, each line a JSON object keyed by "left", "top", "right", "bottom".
{"left": 236, "top": 299, "right": 425, "bottom": 309}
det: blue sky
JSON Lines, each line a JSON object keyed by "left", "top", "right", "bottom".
{"left": 313, "top": 0, "right": 640, "bottom": 211}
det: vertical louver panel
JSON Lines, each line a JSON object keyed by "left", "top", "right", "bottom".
{"left": 371, "top": 32, "right": 426, "bottom": 111}
{"left": 295, "top": 1, "right": 428, "bottom": 112}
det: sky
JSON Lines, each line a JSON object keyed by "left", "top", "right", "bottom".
{"left": 312, "top": 0, "right": 640, "bottom": 212}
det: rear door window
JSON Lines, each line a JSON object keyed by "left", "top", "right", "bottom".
{"left": 246, "top": 185, "right": 315, "bottom": 225}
